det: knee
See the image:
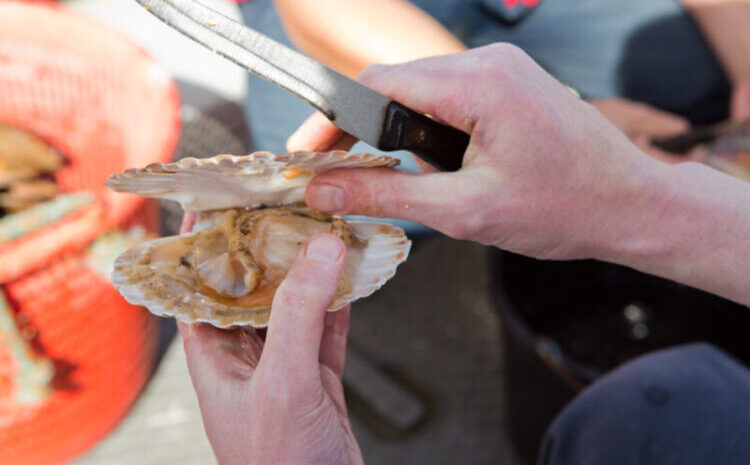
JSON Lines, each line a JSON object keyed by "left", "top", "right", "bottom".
{"left": 539, "top": 343, "right": 750, "bottom": 465}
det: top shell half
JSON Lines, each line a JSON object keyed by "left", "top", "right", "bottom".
{"left": 105, "top": 150, "right": 399, "bottom": 211}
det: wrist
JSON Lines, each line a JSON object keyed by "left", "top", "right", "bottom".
{"left": 597, "top": 156, "right": 750, "bottom": 304}
{"left": 586, "top": 148, "right": 675, "bottom": 265}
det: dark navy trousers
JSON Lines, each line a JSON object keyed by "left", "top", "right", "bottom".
{"left": 539, "top": 343, "right": 750, "bottom": 465}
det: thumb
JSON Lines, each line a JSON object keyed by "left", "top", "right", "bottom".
{"left": 261, "top": 233, "right": 347, "bottom": 377}
{"left": 305, "top": 167, "right": 473, "bottom": 233}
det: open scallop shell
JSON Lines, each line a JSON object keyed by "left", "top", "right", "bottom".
{"left": 107, "top": 151, "right": 410, "bottom": 328}
{"left": 112, "top": 218, "right": 410, "bottom": 328}
{"left": 105, "top": 150, "right": 399, "bottom": 211}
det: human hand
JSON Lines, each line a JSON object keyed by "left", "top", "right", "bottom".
{"left": 291, "top": 44, "right": 666, "bottom": 261}
{"left": 588, "top": 98, "right": 697, "bottom": 163}
{"left": 178, "top": 214, "right": 363, "bottom": 465}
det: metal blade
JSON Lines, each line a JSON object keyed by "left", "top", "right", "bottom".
{"left": 135, "top": 0, "right": 390, "bottom": 147}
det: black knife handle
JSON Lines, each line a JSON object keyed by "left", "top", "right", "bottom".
{"left": 377, "top": 101, "right": 469, "bottom": 171}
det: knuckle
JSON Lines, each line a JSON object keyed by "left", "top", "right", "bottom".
{"left": 480, "top": 43, "right": 531, "bottom": 87}
{"left": 489, "top": 42, "right": 525, "bottom": 62}
{"left": 273, "top": 283, "right": 309, "bottom": 309}
{"left": 357, "top": 64, "right": 386, "bottom": 85}
{"left": 377, "top": 174, "right": 402, "bottom": 214}
{"left": 441, "top": 185, "right": 494, "bottom": 240}
{"left": 347, "top": 169, "right": 396, "bottom": 217}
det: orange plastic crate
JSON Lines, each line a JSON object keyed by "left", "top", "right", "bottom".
{"left": 0, "top": 2, "right": 181, "bottom": 464}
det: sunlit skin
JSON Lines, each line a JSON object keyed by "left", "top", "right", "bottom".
{"left": 297, "top": 45, "right": 750, "bottom": 308}
{"left": 180, "top": 46, "right": 750, "bottom": 465}
{"left": 274, "top": 0, "right": 750, "bottom": 155}
{"left": 179, "top": 212, "right": 363, "bottom": 465}
{"left": 683, "top": 0, "right": 750, "bottom": 119}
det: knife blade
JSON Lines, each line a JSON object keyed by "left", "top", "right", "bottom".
{"left": 135, "top": 0, "right": 469, "bottom": 171}
{"left": 650, "top": 119, "right": 750, "bottom": 155}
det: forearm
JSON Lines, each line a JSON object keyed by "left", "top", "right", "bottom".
{"left": 273, "top": 0, "right": 466, "bottom": 77}
{"left": 605, "top": 157, "right": 750, "bottom": 307}
{"left": 682, "top": 0, "right": 750, "bottom": 83}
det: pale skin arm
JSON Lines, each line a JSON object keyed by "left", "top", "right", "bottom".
{"left": 298, "top": 45, "right": 750, "bottom": 308}
{"left": 180, "top": 46, "right": 750, "bottom": 465}
{"left": 272, "top": 0, "right": 466, "bottom": 77}
{"left": 682, "top": 0, "right": 750, "bottom": 118}
{"left": 276, "top": 0, "right": 689, "bottom": 156}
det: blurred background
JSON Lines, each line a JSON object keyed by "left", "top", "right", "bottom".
{"left": 1, "top": 1, "right": 749, "bottom": 465}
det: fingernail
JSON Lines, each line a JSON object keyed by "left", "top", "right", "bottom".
{"left": 305, "top": 235, "right": 343, "bottom": 263}
{"left": 286, "top": 131, "right": 302, "bottom": 151}
{"left": 309, "top": 184, "right": 346, "bottom": 212}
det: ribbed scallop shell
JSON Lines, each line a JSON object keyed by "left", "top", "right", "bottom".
{"left": 107, "top": 151, "right": 410, "bottom": 328}
{"left": 111, "top": 220, "right": 410, "bottom": 328}
{"left": 105, "top": 151, "right": 399, "bottom": 211}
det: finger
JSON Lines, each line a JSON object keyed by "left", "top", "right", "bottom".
{"left": 287, "top": 112, "right": 357, "bottom": 152}
{"left": 319, "top": 305, "right": 351, "bottom": 379}
{"left": 731, "top": 82, "right": 750, "bottom": 120}
{"left": 592, "top": 98, "right": 689, "bottom": 139}
{"left": 179, "top": 322, "right": 263, "bottom": 387}
{"left": 180, "top": 212, "right": 197, "bottom": 233}
{"left": 261, "top": 233, "right": 347, "bottom": 377}
{"left": 327, "top": 133, "right": 360, "bottom": 152}
{"left": 638, "top": 108, "right": 689, "bottom": 138}
{"left": 621, "top": 103, "right": 689, "bottom": 139}
{"left": 305, "top": 167, "right": 474, "bottom": 231}
{"left": 357, "top": 57, "right": 482, "bottom": 133}
{"left": 411, "top": 154, "right": 440, "bottom": 174}
{"left": 287, "top": 111, "right": 435, "bottom": 172}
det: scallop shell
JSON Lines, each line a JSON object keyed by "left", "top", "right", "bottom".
{"left": 105, "top": 150, "right": 399, "bottom": 211}
{"left": 107, "top": 151, "right": 410, "bottom": 328}
{"left": 112, "top": 217, "right": 410, "bottom": 328}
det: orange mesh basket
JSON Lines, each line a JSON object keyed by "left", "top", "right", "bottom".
{"left": 0, "top": 2, "right": 181, "bottom": 464}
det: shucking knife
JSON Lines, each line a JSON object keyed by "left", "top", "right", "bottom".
{"left": 650, "top": 119, "right": 750, "bottom": 155}
{"left": 135, "top": 0, "right": 469, "bottom": 171}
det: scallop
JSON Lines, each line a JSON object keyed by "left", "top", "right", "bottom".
{"left": 107, "top": 151, "right": 410, "bottom": 328}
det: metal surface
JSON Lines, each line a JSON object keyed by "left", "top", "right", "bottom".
{"left": 135, "top": 0, "right": 390, "bottom": 148}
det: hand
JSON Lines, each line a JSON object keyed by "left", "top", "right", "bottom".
{"left": 588, "top": 98, "right": 697, "bottom": 163}
{"left": 590, "top": 97, "right": 689, "bottom": 139}
{"left": 291, "top": 44, "right": 667, "bottom": 261}
{"left": 178, "top": 214, "right": 363, "bottom": 465}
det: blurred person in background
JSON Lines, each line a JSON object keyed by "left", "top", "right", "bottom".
{"left": 182, "top": 44, "right": 750, "bottom": 465}
{"left": 239, "top": 0, "right": 750, "bottom": 168}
